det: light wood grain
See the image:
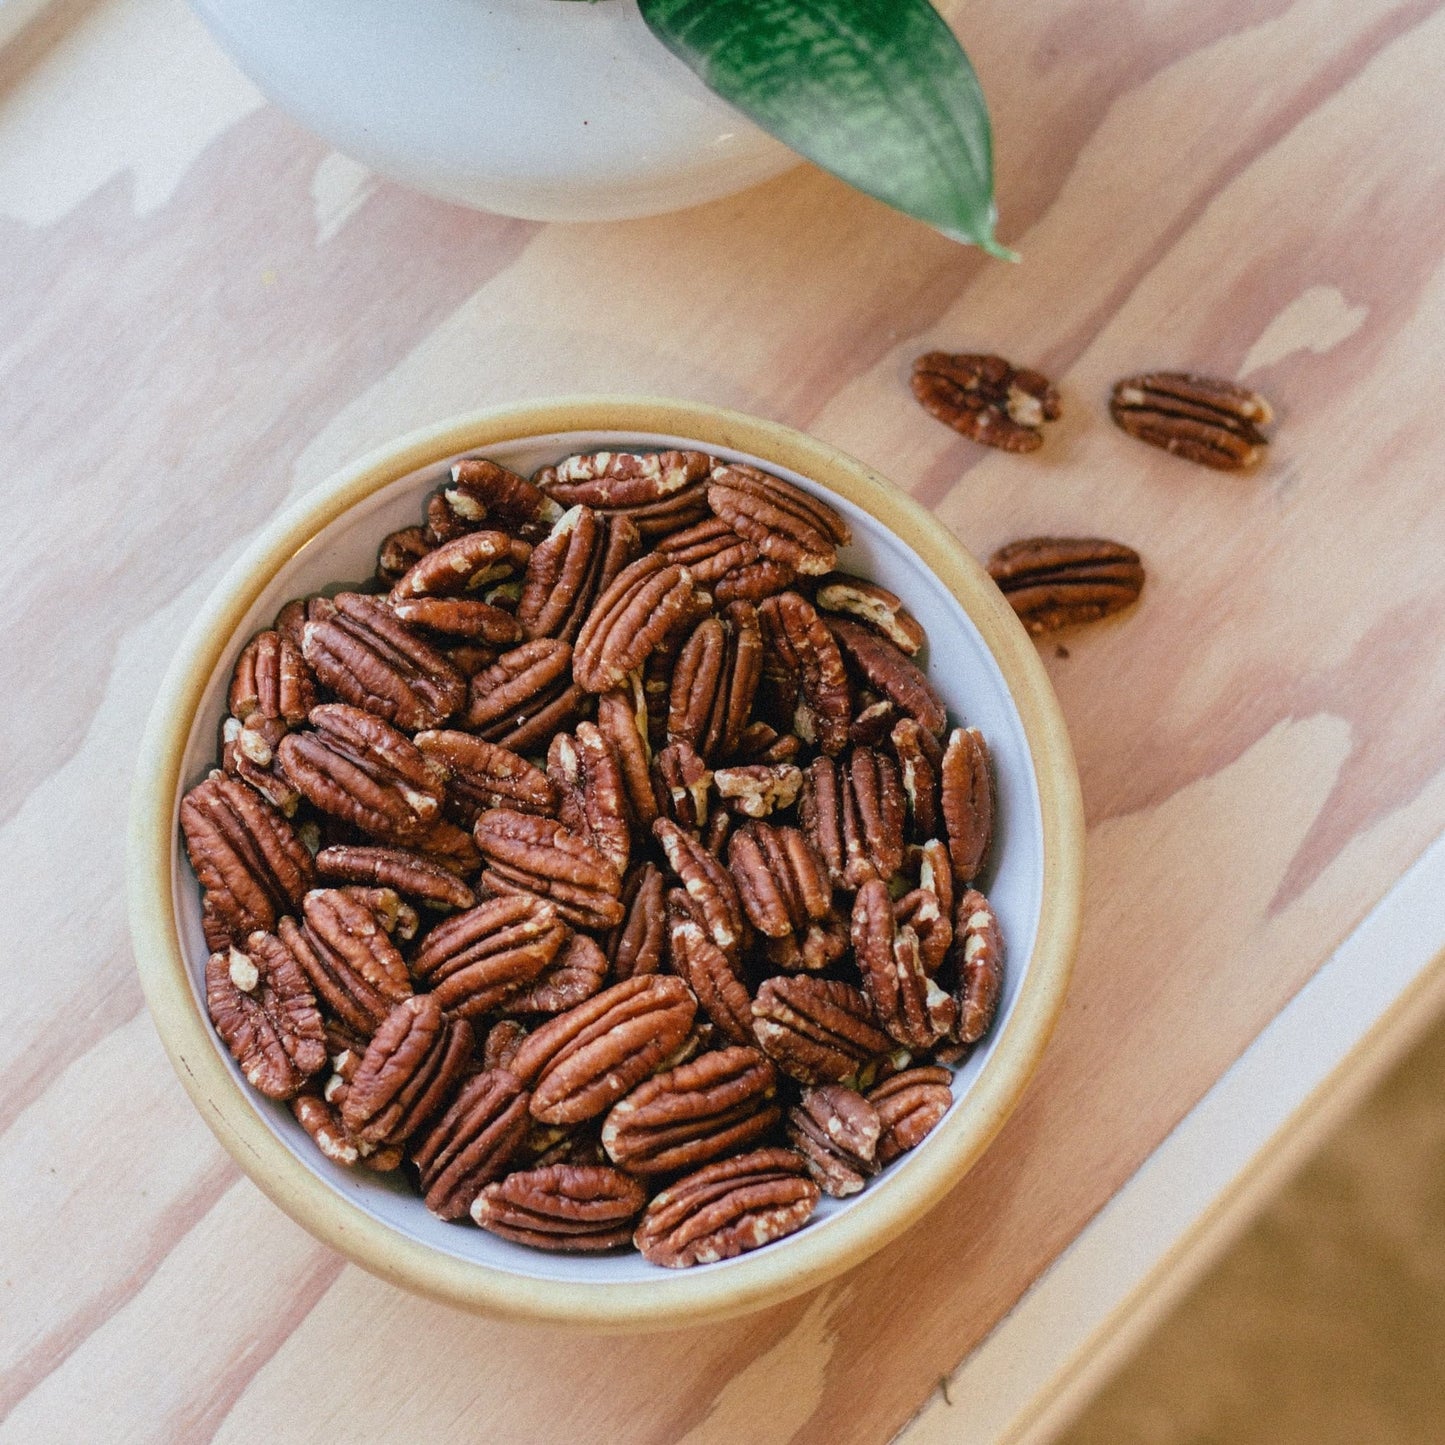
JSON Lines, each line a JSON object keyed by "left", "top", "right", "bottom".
{"left": 4, "top": 0, "right": 1445, "bottom": 1439}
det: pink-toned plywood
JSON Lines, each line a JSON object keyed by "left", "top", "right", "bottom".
{"left": 4, "top": 0, "right": 1445, "bottom": 1439}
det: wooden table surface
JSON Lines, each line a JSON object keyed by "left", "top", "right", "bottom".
{"left": 5, "top": 0, "right": 1445, "bottom": 1440}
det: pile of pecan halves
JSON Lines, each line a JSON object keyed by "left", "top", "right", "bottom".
{"left": 180, "top": 449, "right": 1003, "bottom": 1268}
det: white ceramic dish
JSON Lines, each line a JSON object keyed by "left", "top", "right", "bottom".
{"left": 130, "top": 398, "right": 1081, "bottom": 1327}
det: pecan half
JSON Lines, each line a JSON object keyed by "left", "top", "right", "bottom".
{"left": 651, "top": 740, "right": 713, "bottom": 832}
{"left": 952, "top": 888, "right": 1004, "bottom": 1044}
{"left": 1110, "top": 371, "right": 1271, "bottom": 470}
{"left": 508, "top": 975, "right": 698, "bottom": 1125}
{"left": 314, "top": 845, "right": 475, "bottom": 912}
{"left": 446, "top": 456, "right": 561, "bottom": 532}
{"left": 388, "top": 530, "right": 531, "bottom": 601}
{"left": 668, "top": 910, "right": 753, "bottom": 1046}
{"left": 891, "top": 717, "right": 943, "bottom": 841}
{"left": 852, "top": 879, "right": 956, "bottom": 1051}
{"left": 828, "top": 617, "right": 946, "bottom": 737}
{"left": 301, "top": 592, "right": 465, "bottom": 731}
{"left": 376, "top": 526, "right": 432, "bottom": 587}
{"left": 986, "top": 537, "right": 1145, "bottom": 634}
{"left": 286, "top": 887, "right": 413, "bottom": 1037}
{"left": 547, "top": 722, "right": 631, "bottom": 875}
{"left": 229, "top": 629, "right": 315, "bottom": 726}
{"left": 727, "top": 820, "right": 832, "bottom": 943}
{"left": 595, "top": 687, "right": 658, "bottom": 830}
{"left": 706, "top": 464, "right": 850, "bottom": 577}
{"left": 602, "top": 1047, "right": 779, "bottom": 1175}
{"left": 221, "top": 714, "right": 302, "bottom": 816}
{"left": 848, "top": 698, "right": 901, "bottom": 748}
{"left": 751, "top": 975, "right": 892, "bottom": 1086}
{"left": 653, "top": 817, "right": 745, "bottom": 957}
{"left": 415, "top": 729, "right": 557, "bottom": 825}
{"left": 894, "top": 885, "right": 952, "bottom": 976}
{"left": 815, "top": 576, "right": 926, "bottom": 656}
{"left": 572, "top": 554, "right": 709, "bottom": 694}
{"left": 389, "top": 595, "right": 524, "bottom": 646}
{"left": 411, "top": 1067, "right": 531, "bottom": 1220}
{"left": 518, "top": 506, "right": 640, "bottom": 643}
{"left": 634, "top": 1147, "right": 818, "bottom": 1268}
{"left": 657, "top": 516, "right": 796, "bottom": 604}
{"left": 410, "top": 893, "right": 568, "bottom": 1019}
{"left": 607, "top": 862, "right": 667, "bottom": 979}
{"left": 940, "top": 726, "right": 993, "bottom": 886}
{"left": 472, "top": 1164, "right": 646, "bottom": 1251}
{"left": 205, "top": 936, "right": 326, "bottom": 1099}
{"left": 482, "top": 1018, "right": 529, "bottom": 1072}
{"left": 535, "top": 449, "right": 713, "bottom": 510}
{"left": 911, "top": 352, "right": 1061, "bottom": 452}
{"left": 292, "top": 1091, "right": 366, "bottom": 1169}
{"left": 462, "top": 638, "right": 583, "bottom": 751}
{"left": 340, "top": 994, "right": 473, "bottom": 1148}
{"left": 713, "top": 763, "right": 803, "bottom": 818}
{"left": 474, "top": 809, "right": 625, "bottom": 930}
{"left": 180, "top": 771, "right": 314, "bottom": 946}
{"left": 868, "top": 1065, "right": 953, "bottom": 1165}
{"left": 786, "top": 1085, "right": 881, "bottom": 1197}
{"left": 506, "top": 931, "right": 609, "bottom": 1016}
{"left": 667, "top": 603, "right": 763, "bottom": 762}
{"left": 277, "top": 704, "right": 445, "bottom": 844}
{"left": 799, "top": 750, "right": 905, "bottom": 891}
{"left": 759, "top": 592, "right": 852, "bottom": 755}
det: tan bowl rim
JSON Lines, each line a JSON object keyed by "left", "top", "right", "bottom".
{"left": 127, "top": 395, "right": 1083, "bottom": 1329}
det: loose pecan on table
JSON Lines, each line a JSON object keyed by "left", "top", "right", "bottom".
{"left": 987, "top": 537, "right": 1145, "bottom": 635}
{"left": 911, "top": 352, "right": 1061, "bottom": 452}
{"left": 1110, "top": 372, "right": 1272, "bottom": 470}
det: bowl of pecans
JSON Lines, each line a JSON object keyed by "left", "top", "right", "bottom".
{"left": 128, "top": 396, "right": 1083, "bottom": 1327}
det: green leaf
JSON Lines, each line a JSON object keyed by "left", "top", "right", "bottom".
{"left": 637, "top": 0, "right": 1013, "bottom": 257}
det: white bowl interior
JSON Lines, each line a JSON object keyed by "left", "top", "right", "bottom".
{"left": 170, "top": 430, "right": 1044, "bottom": 1285}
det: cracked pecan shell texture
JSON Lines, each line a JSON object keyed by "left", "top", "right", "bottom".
{"left": 301, "top": 592, "right": 465, "bottom": 732}
{"left": 987, "top": 536, "right": 1145, "bottom": 635}
{"left": 278, "top": 707, "right": 444, "bottom": 844}
{"left": 314, "top": 844, "right": 475, "bottom": 913}
{"left": 340, "top": 994, "right": 473, "bottom": 1148}
{"left": 472, "top": 1164, "right": 647, "bottom": 1252}
{"left": 869, "top": 1065, "right": 954, "bottom": 1165}
{"left": 410, "top": 893, "right": 568, "bottom": 1019}
{"left": 706, "top": 464, "right": 850, "bottom": 577}
{"left": 1110, "top": 371, "right": 1272, "bottom": 470}
{"left": 572, "top": 554, "right": 708, "bottom": 694}
{"left": 952, "top": 888, "right": 1004, "bottom": 1045}
{"left": 751, "top": 975, "right": 891, "bottom": 1085}
{"left": 911, "top": 352, "right": 1061, "bottom": 452}
{"left": 474, "top": 808, "right": 625, "bottom": 931}
{"left": 940, "top": 727, "right": 994, "bottom": 886}
{"left": 851, "top": 880, "right": 956, "bottom": 1052}
{"left": 287, "top": 888, "right": 413, "bottom": 1037}
{"left": 508, "top": 975, "right": 698, "bottom": 1125}
{"left": 786, "top": 1085, "right": 881, "bottom": 1197}
{"left": 602, "top": 1046, "right": 779, "bottom": 1175}
{"left": 181, "top": 771, "right": 314, "bottom": 947}
{"left": 388, "top": 530, "right": 531, "bottom": 600}
{"left": 828, "top": 617, "right": 946, "bottom": 737}
{"left": 410, "top": 1067, "right": 531, "bottom": 1220}
{"left": 633, "top": 1146, "right": 818, "bottom": 1268}
{"left": 229, "top": 629, "right": 315, "bottom": 726}
{"left": 205, "top": 936, "right": 326, "bottom": 1099}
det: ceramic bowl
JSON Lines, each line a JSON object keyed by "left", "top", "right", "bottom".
{"left": 128, "top": 396, "right": 1083, "bottom": 1328}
